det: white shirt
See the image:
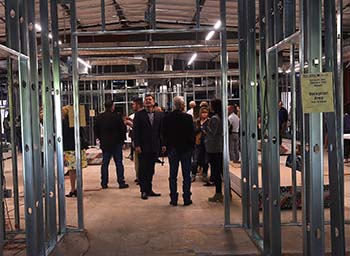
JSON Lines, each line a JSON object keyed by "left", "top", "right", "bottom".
{"left": 186, "top": 108, "right": 194, "bottom": 117}
{"left": 228, "top": 112, "right": 240, "bottom": 133}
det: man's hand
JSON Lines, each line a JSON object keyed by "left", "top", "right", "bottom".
{"left": 135, "top": 146, "right": 142, "bottom": 154}
{"left": 161, "top": 146, "right": 166, "bottom": 153}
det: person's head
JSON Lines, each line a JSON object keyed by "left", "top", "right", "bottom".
{"left": 173, "top": 96, "right": 185, "bottom": 112}
{"left": 105, "top": 100, "right": 115, "bottom": 112}
{"left": 62, "top": 105, "right": 70, "bottom": 119}
{"left": 199, "top": 101, "right": 209, "bottom": 108}
{"left": 234, "top": 104, "right": 240, "bottom": 114}
{"left": 144, "top": 94, "right": 155, "bottom": 109}
{"left": 189, "top": 100, "right": 196, "bottom": 109}
{"left": 210, "top": 99, "right": 222, "bottom": 117}
{"left": 228, "top": 105, "right": 234, "bottom": 115}
{"left": 199, "top": 107, "right": 209, "bottom": 120}
{"left": 132, "top": 97, "right": 143, "bottom": 112}
{"left": 278, "top": 100, "right": 283, "bottom": 109}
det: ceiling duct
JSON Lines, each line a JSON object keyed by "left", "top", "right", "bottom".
{"left": 163, "top": 54, "right": 173, "bottom": 72}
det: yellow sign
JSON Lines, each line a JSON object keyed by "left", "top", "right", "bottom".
{"left": 301, "top": 72, "right": 334, "bottom": 113}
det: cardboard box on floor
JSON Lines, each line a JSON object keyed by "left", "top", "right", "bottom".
{"left": 68, "top": 105, "right": 86, "bottom": 128}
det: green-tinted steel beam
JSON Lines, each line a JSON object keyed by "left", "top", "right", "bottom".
{"left": 219, "top": 0, "right": 231, "bottom": 226}
{"left": 238, "top": 0, "right": 250, "bottom": 229}
{"left": 303, "top": 0, "right": 324, "bottom": 254}
{"left": 246, "top": 0, "right": 259, "bottom": 235}
{"left": 27, "top": 0, "right": 45, "bottom": 253}
{"left": 258, "top": 0, "right": 270, "bottom": 253}
{"left": 40, "top": 0, "right": 58, "bottom": 247}
{"left": 5, "top": 0, "right": 20, "bottom": 233}
{"left": 51, "top": 0, "right": 67, "bottom": 235}
{"left": 265, "top": 0, "right": 281, "bottom": 254}
{"left": 70, "top": 0, "right": 84, "bottom": 230}
{"left": 324, "top": 0, "right": 345, "bottom": 255}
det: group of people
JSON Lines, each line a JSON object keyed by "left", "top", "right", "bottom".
{"left": 92, "top": 95, "right": 241, "bottom": 206}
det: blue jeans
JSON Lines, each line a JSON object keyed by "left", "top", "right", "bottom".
{"left": 168, "top": 147, "right": 192, "bottom": 203}
{"left": 101, "top": 144, "right": 125, "bottom": 186}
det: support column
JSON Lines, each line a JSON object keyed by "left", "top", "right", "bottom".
{"left": 5, "top": 0, "right": 20, "bottom": 233}
{"left": 51, "top": 0, "right": 66, "bottom": 235}
{"left": 70, "top": 0, "right": 84, "bottom": 230}
{"left": 246, "top": 0, "right": 259, "bottom": 235}
{"left": 101, "top": 0, "right": 106, "bottom": 31}
{"left": 258, "top": 0, "right": 271, "bottom": 253}
{"left": 238, "top": 0, "right": 250, "bottom": 230}
{"left": 27, "top": 0, "right": 45, "bottom": 253}
{"left": 40, "top": 0, "right": 58, "bottom": 247}
{"left": 219, "top": 0, "right": 230, "bottom": 226}
{"left": 324, "top": 0, "right": 345, "bottom": 255}
{"left": 265, "top": 0, "right": 281, "bottom": 254}
{"left": 303, "top": 0, "right": 324, "bottom": 254}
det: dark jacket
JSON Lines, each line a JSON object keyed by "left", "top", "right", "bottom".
{"left": 205, "top": 114, "right": 223, "bottom": 153}
{"left": 62, "top": 118, "right": 88, "bottom": 151}
{"left": 162, "top": 110, "right": 194, "bottom": 152}
{"left": 133, "top": 109, "right": 163, "bottom": 154}
{"left": 94, "top": 110, "right": 126, "bottom": 151}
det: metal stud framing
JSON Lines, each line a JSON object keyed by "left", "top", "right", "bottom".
{"left": 51, "top": 0, "right": 67, "bottom": 236}
{"left": 238, "top": 0, "right": 250, "bottom": 230}
{"left": 40, "top": 0, "right": 58, "bottom": 247}
{"left": 70, "top": 0, "right": 85, "bottom": 230}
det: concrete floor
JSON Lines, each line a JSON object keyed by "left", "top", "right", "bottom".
{"left": 3, "top": 150, "right": 350, "bottom": 255}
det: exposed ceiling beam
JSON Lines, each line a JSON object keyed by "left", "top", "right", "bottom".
{"left": 78, "top": 69, "right": 239, "bottom": 81}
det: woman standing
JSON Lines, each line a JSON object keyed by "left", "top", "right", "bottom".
{"left": 62, "top": 106, "right": 88, "bottom": 197}
{"left": 205, "top": 99, "right": 224, "bottom": 202}
{"left": 191, "top": 107, "right": 210, "bottom": 182}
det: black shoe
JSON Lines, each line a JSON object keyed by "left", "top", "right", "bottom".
{"left": 148, "top": 191, "right": 161, "bottom": 197}
{"left": 184, "top": 200, "right": 192, "bottom": 206}
{"left": 119, "top": 183, "right": 129, "bottom": 189}
{"left": 65, "top": 190, "right": 77, "bottom": 197}
{"left": 101, "top": 184, "right": 108, "bottom": 189}
{"left": 141, "top": 192, "right": 148, "bottom": 200}
{"left": 155, "top": 159, "right": 164, "bottom": 164}
{"left": 169, "top": 201, "right": 177, "bottom": 206}
{"left": 134, "top": 179, "right": 139, "bottom": 183}
{"left": 64, "top": 171, "right": 70, "bottom": 177}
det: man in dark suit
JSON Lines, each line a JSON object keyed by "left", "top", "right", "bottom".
{"left": 94, "top": 100, "right": 129, "bottom": 189}
{"left": 162, "top": 96, "right": 194, "bottom": 206}
{"left": 134, "top": 95, "right": 165, "bottom": 200}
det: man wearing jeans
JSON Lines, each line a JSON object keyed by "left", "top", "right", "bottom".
{"left": 162, "top": 96, "right": 195, "bottom": 206}
{"left": 94, "top": 100, "right": 129, "bottom": 189}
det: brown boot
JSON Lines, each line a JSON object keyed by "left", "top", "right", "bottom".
{"left": 208, "top": 193, "right": 223, "bottom": 202}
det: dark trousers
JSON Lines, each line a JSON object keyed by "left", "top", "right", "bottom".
{"left": 101, "top": 143, "right": 125, "bottom": 186}
{"left": 208, "top": 152, "right": 223, "bottom": 194}
{"left": 191, "top": 144, "right": 209, "bottom": 176}
{"left": 168, "top": 147, "right": 192, "bottom": 202}
{"left": 138, "top": 152, "right": 157, "bottom": 194}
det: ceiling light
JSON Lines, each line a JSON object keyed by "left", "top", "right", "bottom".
{"left": 35, "top": 24, "right": 42, "bottom": 32}
{"left": 205, "top": 31, "right": 215, "bottom": 41}
{"left": 187, "top": 53, "right": 197, "bottom": 66}
{"left": 214, "top": 20, "right": 221, "bottom": 30}
{"left": 58, "top": 40, "right": 62, "bottom": 45}
{"left": 78, "top": 57, "right": 92, "bottom": 69}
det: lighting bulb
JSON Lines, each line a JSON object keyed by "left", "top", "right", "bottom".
{"left": 214, "top": 20, "right": 221, "bottom": 29}
{"left": 205, "top": 31, "right": 215, "bottom": 41}
{"left": 187, "top": 53, "right": 197, "bottom": 66}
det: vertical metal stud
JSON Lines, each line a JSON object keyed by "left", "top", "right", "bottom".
{"left": 238, "top": 0, "right": 250, "bottom": 229}
{"left": 101, "top": 0, "right": 106, "bottom": 31}
{"left": 51, "top": 0, "right": 67, "bottom": 235}
{"left": 324, "top": 0, "right": 345, "bottom": 255}
{"left": 303, "top": 0, "right": 324, "bottom": 254}
{"left": 246, "top": 0, "right": 259, "bottom": 235}
{"left": 219, "top": 0, "right": 230, "bottom": 226}
{"left": 70, "top": 0, "right": 84, "bottom": 230}
{"left": 265, "top": 0, "right": 282, "bottom": 254}
{"left": 40, "top": 0, "right": 58, "bottom": 247}
{"left": 5, "top": 0, "right": 20, "bottom": 233}
{"left": 27, "top": 0, "right": 45, "bottom": 252}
